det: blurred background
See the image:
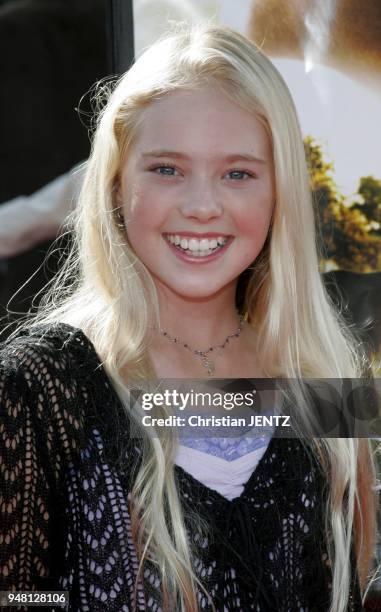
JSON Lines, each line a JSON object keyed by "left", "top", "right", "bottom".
{"left": 0, "top": 0, "right": 109, "bottom": 332}
{"left": 0, "top": 0, "right": 380, "bottom": 604}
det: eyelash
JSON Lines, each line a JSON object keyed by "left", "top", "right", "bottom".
{"left": 149, "top": 164, "right": 256, "bottom": 180}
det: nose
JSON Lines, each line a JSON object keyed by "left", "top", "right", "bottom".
{"left": 179, "top": 177, "right": 223, "bottom": 222}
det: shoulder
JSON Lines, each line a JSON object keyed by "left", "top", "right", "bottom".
{"left": 0, "top": 322, "right": 107, "bottom": 440}
{"left": 0, "top": 322, "right": 101, "bottom": 381}
{"left": 0, "top": 322, "right": 126, "bottom": 476}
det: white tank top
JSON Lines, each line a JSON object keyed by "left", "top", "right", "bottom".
{"left": 174, "top": 435, "right": 272, "bottom": 501}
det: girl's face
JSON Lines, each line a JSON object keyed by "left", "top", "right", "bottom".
{"left": 117, "top": 86, "right": 275, "bottom": 302}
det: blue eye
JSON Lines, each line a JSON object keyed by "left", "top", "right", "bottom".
{"left": 227, "top": 170, "right": 253, "bottom": 180}
{"left": 152, "top": 165, "right": 178, "bottom": 176}
{"left": 149, "top": 165, "right": 254, "bottom": 180}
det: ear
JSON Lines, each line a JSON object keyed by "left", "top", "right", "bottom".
{"left": 114, "top": 178, "right": 123, "bottom": 208}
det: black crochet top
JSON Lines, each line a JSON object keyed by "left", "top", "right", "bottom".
{"left": 0, "top": 324, "right": 363, "bottom": 611}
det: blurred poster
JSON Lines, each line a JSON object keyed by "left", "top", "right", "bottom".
{"left": 133, "top": 0, "right": 381, "bottom": 364}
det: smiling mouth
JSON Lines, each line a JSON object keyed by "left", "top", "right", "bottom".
{"left": 164, "top": 234, "right": 230, "bottom": 257}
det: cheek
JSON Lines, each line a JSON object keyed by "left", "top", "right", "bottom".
{"left": 238, "top": 203, "right": 273, "bottom": 239}
{"left": 234, "top": 179, "right": 274, "bottom": 234}
{"left": 123, "top": 181, "right": 173, "bottom": 228}
{"left": 123, "top": 184, "right": 154, "bottom": 226}
{"left": 235, "top": 204, "right": 273, "bottom": 262}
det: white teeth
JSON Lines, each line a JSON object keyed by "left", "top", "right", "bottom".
{"left": 188, "top": 238, "right": 199, "bottom": 251}
{"left": 199, "top": 238, "right": 210, "bottom": 251}
{"left": 165, "top": 234, "right": 229, "bottom": 254}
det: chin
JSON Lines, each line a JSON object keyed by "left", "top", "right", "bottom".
{"left": 162, "top": 280, "right": 232, "bottom": 301}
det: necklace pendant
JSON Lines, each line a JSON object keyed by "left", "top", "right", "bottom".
{"left": 201, "top": 355, "right": 215, "bottom": 376}
{"left": 161, "top": 314, "right": 244, "bottom": 378}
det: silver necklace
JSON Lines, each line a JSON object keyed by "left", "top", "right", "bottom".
{"left": 160, "top": 315, "right": 245, "bottom": 376}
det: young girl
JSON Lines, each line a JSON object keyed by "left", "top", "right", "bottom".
{"left": 0, "top": 24, "right": 378, "bottom": 612}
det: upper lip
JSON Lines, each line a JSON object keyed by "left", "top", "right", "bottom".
{"left": 163, "top": 231, "right": 231, "bottom": 238}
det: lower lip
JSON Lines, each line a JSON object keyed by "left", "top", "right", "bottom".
{"left": 164, "top": 237, "right": 233, "bottom": 264}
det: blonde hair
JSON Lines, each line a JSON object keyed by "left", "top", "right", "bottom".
{"left": 32, "top": 24, "right": 377, "bottom": 611}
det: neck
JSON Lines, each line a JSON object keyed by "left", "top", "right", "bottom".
{"left": 154, "top": 281, "right": 240, "bottom": 349}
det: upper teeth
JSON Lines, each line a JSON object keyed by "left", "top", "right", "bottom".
{"left": 166, "top": 235, "right": 228, "bottom": 251}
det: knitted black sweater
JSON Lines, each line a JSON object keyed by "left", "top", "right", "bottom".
{"left": 0, "top": 324, "right": 363, "bottom": 611}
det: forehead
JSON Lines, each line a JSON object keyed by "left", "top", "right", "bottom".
{"left": 130, "top": 86, "right": 272, "bottom": 161}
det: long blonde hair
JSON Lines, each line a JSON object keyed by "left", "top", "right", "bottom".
{"left": 32, "top": 24, "right": 377, "bottom": 611}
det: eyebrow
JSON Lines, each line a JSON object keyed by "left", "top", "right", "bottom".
{"left": 140, "top": 149, "right": 267, "bottom": 164}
